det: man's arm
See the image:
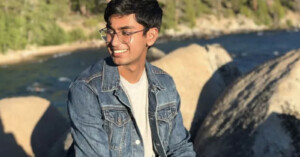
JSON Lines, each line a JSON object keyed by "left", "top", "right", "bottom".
{"left": 68, "top": 81, "right": 109, "bottom": 156}
{"left": 167, "top": 91, "right": 196, "bottom": 157}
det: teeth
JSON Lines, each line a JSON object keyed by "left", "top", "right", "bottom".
{"left": 114, "top": 49, "right": 127, "bottom": 53}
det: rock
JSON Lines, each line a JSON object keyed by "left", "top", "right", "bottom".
{"left": 0, "top": 96, "right": 69, "bottom": 157}
{"left": 194, "top": 49, "right": 300, "bottom": 157}
{"left": 146, "top": 47, "right": 165, "bottom": 62}
{"left": 152, "top": 44, "right": 240, "bottom": 137}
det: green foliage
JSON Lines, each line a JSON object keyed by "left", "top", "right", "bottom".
{"left": 161, "top": 0, "right": 177, "bottom": 32}
{"left": 240, "top": 5, "right": 255, "bottom": 18}
{"left": 70, "top": 0, "right": 107, "bottom": 15}
{"left": 270, "top": 0, "right": 286, "bottom": 20}
{"left": 68, "top": 28, "right": 86, "bottom": 42}
{"left": 0, "top": 0, "right": 298, "bottom": 54}
{"left": 280, "top": 0, "right": 297, "bottom": 10}
{"left": 255, "top": 0, "right": 272, "bottom": 25}
{"left": 83, "top": 18, "right": 100, "bottom": 27}
{"left": 87, "top": 31, "right": 100, "bottom": 40}
{"left": 0, "top": 13, "right": 27, "bottom": 53}
{"left": 0, "top": 0, "right": 70, "bottom": 53}
{"left": 223, "top": 8, "right": 235, "bottom": 17}
{"left": 286, "top": 19, "right": 293, "bottom": 27}
{"left": 43, "top": 24, "right": 67, "bottom": 45}
{"left": 194, "top": 0, "right": 211, "bottom": 16}
{"left": 182, "top": 0, "right": 197, "bottom": 27}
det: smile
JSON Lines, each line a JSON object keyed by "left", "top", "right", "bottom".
{"left": 113, "top": 49, "right": 128, "bottom": 54}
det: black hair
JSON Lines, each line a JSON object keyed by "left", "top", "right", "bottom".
{"left": 104, "top": 0, "right": 163, "bottom": 35}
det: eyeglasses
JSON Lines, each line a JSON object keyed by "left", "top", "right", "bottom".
{"left": 99, "top": 28, "right": 145, "bottom": 44}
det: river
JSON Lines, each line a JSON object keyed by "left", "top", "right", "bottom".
{"left": 0, "top": 30, "right": 299, "bottom": 117}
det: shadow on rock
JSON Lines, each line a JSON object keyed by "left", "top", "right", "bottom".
{"left": 195, "top": 112, "right": 300, "bottom": 157}
{"left": 194, "top": 49, "right": 300, "bottom": 157}
{"left": 190, "top": 61, "right": 241, "bottom": 140}
{"left": 31, "top": 105, "right": 70, "bottom": 157}
{"left": 0, "top": 119, "right": 28, "bottom": 157}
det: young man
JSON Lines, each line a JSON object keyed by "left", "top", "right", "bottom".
{"left": 67, "top": 0, "right": 195, "bottom": 156}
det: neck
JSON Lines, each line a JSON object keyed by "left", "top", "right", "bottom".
{"left": 118, "top": 63, "right": 146, "bottom": 84}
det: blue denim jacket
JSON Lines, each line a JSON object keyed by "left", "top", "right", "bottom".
{"left": 68, "top": 58, "right": 195, "bottom": 157}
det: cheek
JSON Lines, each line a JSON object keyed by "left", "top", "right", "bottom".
{"left": 130, "top": 37, "right": 147, "bottom": 48}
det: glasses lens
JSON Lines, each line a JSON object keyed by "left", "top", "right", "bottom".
{"left": 120, "top": 33, "right": 131, "bottom": 44}
{"left": 99, "top": 29, "right": 108, "bottom": 41}
{"left": 99, "top": 28, "right": 137, "bottom": 44}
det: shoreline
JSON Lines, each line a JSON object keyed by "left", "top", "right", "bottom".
{"left": 0, "top": 28, "right": 296, "bottom": 67}
{"left": 1, "top": 13, "right": 300, "bottom": 66}
{"left": 0, "top": 40, "right": 106, "bottom": 66}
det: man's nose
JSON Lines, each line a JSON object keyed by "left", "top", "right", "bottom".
{"left": 111, "top": 33, "right": 122, "bottom": 46}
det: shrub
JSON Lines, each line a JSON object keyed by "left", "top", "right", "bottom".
{"left": 161, "top": 0, "right": 177, "bottom": 32}
{"left": 194, "top": 0, "right": 211, "bottom": 17}
{"left": 68, "top": 28, "right": 86, "bottom": 42}
{"left": 181, "top": 0, "right": 196, "bottom": 28}
{"left": 42, "top": 24, "right": 67, "bottom": 46}
{"left": 240, "top": 5, "right": 255, "bottom": 18}
{"left": 255, "top": 0, "right": 272, "bottom": 25}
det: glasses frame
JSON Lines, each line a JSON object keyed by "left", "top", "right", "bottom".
{"left": 99, "top": 27, "right": 145, "bottom": 44}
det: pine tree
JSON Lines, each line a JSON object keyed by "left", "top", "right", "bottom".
{"left": 182, "top": 0, "right": 196, "bottom": 27}
{"left": 161, "top": 0, "right": 177, "bottom": 31}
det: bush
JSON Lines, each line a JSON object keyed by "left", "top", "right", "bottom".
{"left": 42, "top": 24, "right": 67, "bottom": 46}
{"left": 182, "top": 0, "right": 196, "bottom": 28}
{"left": 161, "top": 0, "right": 177, "bottom": 32}
{"left": 255, "top": 0, "right": 272, "bottom": 25}
{"left": 194, "top": 0, "right": 211, "bottom": 17}
{"left": 240, "top": 5, "right": 255, "bottom": 18}
{"left": 0, "top": 13, "right": 27, "bottom": 53}
{"left": 270, "top": 0, "right": 286, "bottom": 20}
{"left": 68, "top": 28, "right": 86, "bottom": 42}
{"left": 83, "top": 18, "right": 100, "bottom": 27}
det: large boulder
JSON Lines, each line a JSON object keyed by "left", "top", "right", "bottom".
{"left": 152, "top": 44, "right": 240, "bottom": 137}
{"left": 194, "top": 49, "right": 300, "bottom": 157}
{"left": 0, "top": 96, "right": 69, "bottom": 157}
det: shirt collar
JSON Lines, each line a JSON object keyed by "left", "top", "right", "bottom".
{"left": 101, "top": 58, "right": 165, "bottom": 92}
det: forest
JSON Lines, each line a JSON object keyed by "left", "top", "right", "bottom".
{"left": 0, "top": 0, "right": 299, "bottom": 53}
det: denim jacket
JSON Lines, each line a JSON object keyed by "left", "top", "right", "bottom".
{"left": 68, "top": 58, "right": 196, "bottom": 157}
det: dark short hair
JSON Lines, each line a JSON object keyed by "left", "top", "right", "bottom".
{"left": 104, "top": 0, "right": 163, "bottom": 34}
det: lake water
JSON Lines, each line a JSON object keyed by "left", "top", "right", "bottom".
{"left": 0, "top": 30, "right": 299, "bottom": 117}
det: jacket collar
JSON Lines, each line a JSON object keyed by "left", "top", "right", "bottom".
{"left": 101, "top": 58, "right": 165, "bottom": 92}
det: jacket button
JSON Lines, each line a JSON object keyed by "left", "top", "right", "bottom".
{"left": 156, "top": 143, "right": 160, "bottom": 146}
{"left": 135, "top": 140, "right": 141, "bottom": 145}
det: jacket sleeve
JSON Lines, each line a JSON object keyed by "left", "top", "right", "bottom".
{"left": 166, "top": 90, "right": 196, "bottom": 157}
{"left": 67, "top": 81, "right": 109, "bottom": 157}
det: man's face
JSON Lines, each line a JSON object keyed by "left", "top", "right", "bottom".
{"left": 106, "top": 14, "right": 150, "bottom": 67}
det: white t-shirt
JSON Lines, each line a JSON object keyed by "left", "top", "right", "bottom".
{"left": 120, "top": 70, "right": 154, "bottom": 157}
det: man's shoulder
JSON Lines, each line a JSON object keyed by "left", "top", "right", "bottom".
{"left": 148, "top": 63, "right": 169, "bottom": 76}
{"left": 74, "top": 59, "right": 105, "bottom": 83}
{"left": 147, "top": 63, "right": 175, "bottom": 84}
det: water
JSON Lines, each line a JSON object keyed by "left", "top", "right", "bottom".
{"left": 0, "top": 30, "right": 299, "bottom": 117}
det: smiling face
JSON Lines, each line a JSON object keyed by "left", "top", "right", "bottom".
{"left": 106, "top": 14, "right": 158, "bottom": 69}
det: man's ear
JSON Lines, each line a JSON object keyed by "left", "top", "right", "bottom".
{"left": 146, "top": 27, "right": 159, "bottom": 47}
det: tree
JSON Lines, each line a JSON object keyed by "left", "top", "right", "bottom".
{"left": 161, "top": 0, "right": 177, "bottom": 31}
{"left": 182, "top": 0, "right": 196, "bottom": 27}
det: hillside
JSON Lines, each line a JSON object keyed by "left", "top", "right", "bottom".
{"left": 0, "top": 0, "right": 300, "bottom": 55}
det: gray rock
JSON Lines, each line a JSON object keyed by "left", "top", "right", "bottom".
{"left": 146, "top": 47, "right": 165, "bottom": 62}
{"left": 152, "top": 44, "right": 240, "bottom": 137}
{"left": 194, "top": 49, "right": 300, "bottom": 157}
{"left": 0, "top": 96, "right": 69, "bottom": 157}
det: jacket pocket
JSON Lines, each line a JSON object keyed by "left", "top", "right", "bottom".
{"left": 157, "top": 102, "right": 177, "bottom": 122}
{"left": 102, "top": 106, "right": 131, "bottom": 151}
{"left": 156, "top": 102, "right": 178, "bottom": 148}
